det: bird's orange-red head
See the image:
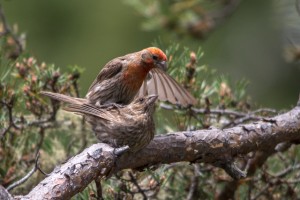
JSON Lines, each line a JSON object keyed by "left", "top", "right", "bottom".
{"left": 141, "top": 47, "right": 168, "bottom": 71}
{"left": 146, "top": 47, "right": 167, "bottom": 62}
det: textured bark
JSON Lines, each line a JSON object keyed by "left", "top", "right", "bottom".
{"left": 117, "top": 102, "right": 300, "bottom": 171}
{"left": 0, "top": 186, "right": 14, "bottom": 200}
{"left": 16, "top": 101, "right": 300, "bottom": 200}
{"left": 18, "top": 143, "right": 115, "bottom": 200}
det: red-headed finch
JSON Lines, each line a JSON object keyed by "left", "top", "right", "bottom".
{"left": 86, "top": 47, "right": 197, "bottom": 107}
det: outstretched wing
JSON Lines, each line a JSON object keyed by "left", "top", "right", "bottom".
{"left": 136, "top": 68, "right": 197, "bottom": 107}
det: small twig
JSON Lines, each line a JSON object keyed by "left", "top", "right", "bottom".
{"left": 129, "top": 172, "right": 147, "bottom": 200}
{"left": 6, "top": 153, "right": 45, "bottom": 191}
{"left": 0, "top": 99, "right": 21, "bottom": 138}
{"left": 187, "top": 0, "right": 241, "bottom": 38}
{"left": 222, "top": 115, "right": 262, "bottom": 129}
{"left": 115, "top": 169, "right": 162, "bottom": 196}
{"left": 35, "top": 128, "right": 45, "bottom": 156}
{"left": 72, "top": 75, "right": 80, "bottom": 98}
{"left": 296, "top": 0, "right": 300, "bottom": 17}
{"left": 269, "top": 164, "right": 300, "bottom": 178}
{"left": 251, "top": 183, "right": 270, "bottom": 200}
{"left": 0, "top": 5, "right": 10, "bottom": 35}
{"left": 26, "top": 117, "right": 54, "bottom": 126}
{"left": 144, "top": 170, "right": 162, "bottom": 198}
{"left": 160, "top": 103, "right": 275, "bottom": 118}
{"left": 213, "top": 159, "right": 246, "bottom": 180}
{"left": 276, "top": 152, "right": 290, "bottom": 168}
{"left": 160, "top": 103, "right": 247, "bottom": 117}
{"left": 36, "top": 164, "right": 49, "bottom": 177}
{"left": 79, "top": 117, "right": 88, "bottom": 153}
{"left": 160, "top": 103, "right": 276, "bottom": 129}
{"left": 186, "top": 164, "right": 200, "bottom": 200}
{"left": 222, "top": 108, "right": 277, "bottom": 127}
{"left": 7, "top": 170, "right": 36, "bottom": 192}
{"left": 35, "top": 152, "right": 49, "bottom": 176}
{"left": 190, "top": 111, "right": 205, "bottom": 127}
{"left": 4, "top": 99, "right": 20, "bottom": 130}
{"left": 287, "top": 178, "right": 300, "bottom": 184}
{"left": 0, "top": 4, "right": 23, "bottom": 55}
{"left": 0, "top": 125, "right": 11, "bottom": 138}
{"left": 95, "top": 177, "right": 103, "bottom": 200}
{"left": 209, "top": 0, "right": 241, "bottom": 20}
{"left": 252, "top": 108, "right": 277, "bottom": 114}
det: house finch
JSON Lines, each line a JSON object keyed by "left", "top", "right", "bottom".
{"left": 41, "top": 91, "right": 157, "bottom": 152}
{"left": 86, "top": 47, "right": 197, "bottom": 107}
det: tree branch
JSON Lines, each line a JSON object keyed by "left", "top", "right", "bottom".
{"left": 17, "top": 101, "right": 300, "bottom": 199}
{"left": 117, "top": 103, "right": 300, "bottom": 171}
{"left": 17, "top": 144, "right": 115, "bottom": 200}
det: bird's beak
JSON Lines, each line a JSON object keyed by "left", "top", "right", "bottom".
{"left": 146, "top": 95, "right": 158, "bottom": 105}
{"left": 156, "top": 60, "right": 167, "bottom": 72}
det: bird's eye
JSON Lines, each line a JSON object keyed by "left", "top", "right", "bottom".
{"left": 152, "top": 55, "right": 158, "bottom": 60}
{"left": 139, "top": 98, "right": 144, "bottom": 103}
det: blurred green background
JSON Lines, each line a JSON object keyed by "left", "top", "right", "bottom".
{"left": 2, "top": 0, "right": 299, "bottom": 109}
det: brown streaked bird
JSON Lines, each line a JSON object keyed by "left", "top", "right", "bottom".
{"left": 41, "top": 91, "right": 157, "bottom": 152}
{"left": 86, "top": 47, "right": 197, "bottom": 107}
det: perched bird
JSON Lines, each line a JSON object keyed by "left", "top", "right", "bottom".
{"left": 86, "top": 47, "right": 197, "bottom": 107}
{"left": 41, "top": 91, "right": 157, "bottom": 152}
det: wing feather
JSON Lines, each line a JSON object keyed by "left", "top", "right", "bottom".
{"left": 154, "top": 68, "right": 196, "bottom": 106}
{"left": 151, "top": 69, "right": 177, "bottom": 103}
{"left": 136, "top": 68, "right": 197, "bottom": 106}
{"left": 87, "top": 58, "right": 124, "bottom": 93}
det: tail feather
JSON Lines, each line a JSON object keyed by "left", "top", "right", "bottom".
{"left": 40, "top": 91, "right": 87, "bottom": 105}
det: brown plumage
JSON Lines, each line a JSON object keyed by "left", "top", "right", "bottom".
{"left": 41, "top": 91, "right": 157, "bottom": 152}
{"left": 86, "top": 47, "right": 197, "bottom": 107}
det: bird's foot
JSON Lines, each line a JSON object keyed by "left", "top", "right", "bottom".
{"left": 105, "top": 146, "right": 130, "bottom": 179}
{"left": 113, "top": 145, "right": 130, "bottom": 156}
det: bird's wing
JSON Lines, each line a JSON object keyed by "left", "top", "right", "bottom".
{"left": 136, "top": 68, "right": 197, "bottom": 107}
{"left": 87, "top": 58, "right": 124, "bottom": 93}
